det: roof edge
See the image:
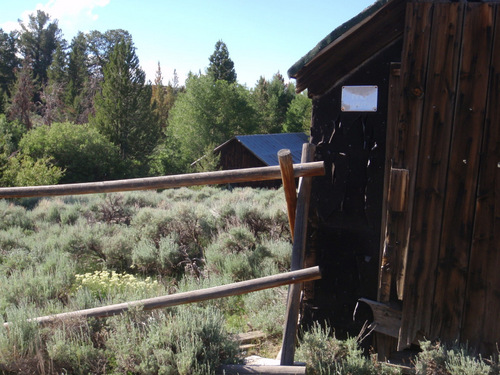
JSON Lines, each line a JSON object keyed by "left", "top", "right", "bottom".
{"left": 287, "top": 0, "right": 391, "bottom": 79}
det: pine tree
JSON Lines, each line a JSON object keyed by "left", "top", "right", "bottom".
{"left": 151, "top": 62, "right": 169, "bottom": 130}
{"left": 206, "top": 40, "right": 237, "bottom": 83}
{"left": 91, "top": 39, "right": 159, "bottom": 171}
{"left": 66, "top": 32, "right": 89, "bottom": 120}
{"left": 18, "top": 10, "right": 61, "bottom": 86}
{"left": 0, "top": 29, "right": 20, "bottom": 113}
{"left": 8, "top": 59, "right": 36, "bottom": 130}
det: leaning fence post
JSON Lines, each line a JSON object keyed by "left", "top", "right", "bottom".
{"left": 280, "top": 143, "right": 316, "bottom": 365}
{"left": 278, "top": 149, "right": 298, "bottom": 240}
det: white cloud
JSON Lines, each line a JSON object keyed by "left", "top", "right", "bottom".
{"left": 3, "top": 0, "right": 110, "bottom": 37}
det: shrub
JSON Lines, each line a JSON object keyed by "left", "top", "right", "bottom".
{"left": 414, "top": 340, "right": 498, "bottom": 375}
{"left": 18, "top": 121, "right": 123, "bottom": 183}
{"left": 296, "top": 322, "right": 400, "bottom": 375}
{"left": 0, "top": 200, "right": 33, "bottom": 231}
{"left": 73, "top": 270, "right": 160, "bottom": 301}
{"left": 101, "top": 225, "right": 137, "bottom": 271}
{"left": 243, "top": 287, "right": 287, "bottom": 336}
{"left": 0, "top": 154, "right": 64, "bottom": 187}
{"left": 132, "top": 235, "right": 188, "bottom": 277}
{"left": 105, "top": 306, "right": 239, "bottom": 375}
{"left": 46, "top": 323, "right": 106, "bottom": 375}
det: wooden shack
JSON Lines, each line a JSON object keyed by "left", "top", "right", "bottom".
{"left": 289, "top": 0, "right": 500, "bottom": 357}
{"left": 213, "top": 133, "right": 309, "bottom": 188}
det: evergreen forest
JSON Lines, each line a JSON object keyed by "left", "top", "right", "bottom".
{"left": 0, "top": 10, "right": 312, "bottom": 187}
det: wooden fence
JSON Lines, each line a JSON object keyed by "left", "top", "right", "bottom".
{"left": 0, "top": 146, "right": 324, "bottom": 374}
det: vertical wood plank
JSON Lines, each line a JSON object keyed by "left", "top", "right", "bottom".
{"left": 387, "top": 2, "right": 434, "bottom": 305}
{"left": 430, "top": 3, "right": 494, "bottom": 343}
{"left": 375, "top": 61, "right": 402, "bottom": 360}
{"left": 280, "top": 143, "right": 315, "bottom": 365}
{"left": 378, "top": 1, "right": 433, "bottom": 352}
{"left": 461, "top": 4, "right": 500, "bottom": 355}
{"left": 399, "top": 2, "right": 465, "bottom": 350}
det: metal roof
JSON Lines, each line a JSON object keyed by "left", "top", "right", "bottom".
{"left": 220, "top": 133, "right": 309, "bottom": 166}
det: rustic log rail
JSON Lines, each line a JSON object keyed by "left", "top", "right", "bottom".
{"left": 0, "top": 150, "right": 325, "bottom": 373}
{"left": 3, "top": 266, "right": 321, "bottom": 328}
{"left": 0, "top": 161, "right": 324, "bottom": 199}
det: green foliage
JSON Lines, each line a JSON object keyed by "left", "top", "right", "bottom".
{"left": 7, "top": 58, "right": 36, "bottom": 130}
{"left": 0, "top": 29, "right": 19, "bottom": 113}
{"left": 66, "top": 32, "right": 89, "bottom": 115}
{"left": 91, "top": 39, "right": 160, "bottom": 175}
{"left": 284, "top": 91, "right": 312, "bottom": 133}
{"left": 0, "top": 115, "right": 26, "bottom": 150}
{"left": 193, "top": 143, "right": 221, "bottom": 173}
{"left": 18, "top": 121, "right": 122, "bottom": 183}
{"left": 168, "top": 73, "right": 258, "bottom": 168}
{"left": 73, "top": 270, "right": 160, "bottom": 300}
{"left": 207, "top": 40, "right": 237, "bottom": 83}
{"left": 296, "top": 323, "right": 401, "bottom": 375}
{"left": 414, "top": 340, "right": 499, "bottom": 375}
{"left": 0, "top": 153, "right": 64, "bottom": 187}
{"left": 105, "top": 306, "right": 239, "bottom": 375}
{"left": 252, "top": 73, "right": 296, "bottom": 134}
{"left": 18, "top": 10, "right": 62, "bottom": 86}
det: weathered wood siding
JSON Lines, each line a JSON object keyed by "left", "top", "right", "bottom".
{"left": 298, "top": 0, "right": 500, "bottom": 357}
{"left": 386, "top": 1, "right": 500, "bottom": 354}
{"left": 303, "top": 40, "right": 404, "bottom": 339}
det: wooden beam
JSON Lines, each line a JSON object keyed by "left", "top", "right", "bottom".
{"left": 279, "top": 149, "right": 298, "bottom": 239}
{"left": 3, "top": 266, "right": 321, "bottom": 327}
{"left": 280, "top": 144, "right": 316, "bottom": 366}
{"left": 218, "top": 365, "right": 306, "bottom": 375}
{"left": 359, "top": 298, "right": 402, "bottom": 339}
{"left": 0, "top": 162, "right": 324, "bottom": 199}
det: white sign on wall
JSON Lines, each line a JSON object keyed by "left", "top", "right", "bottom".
{"left": 341, "top": 85, "right": 378, "bottom": 112}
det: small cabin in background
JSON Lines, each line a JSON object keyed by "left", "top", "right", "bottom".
{"left": 214, "top": 133, "right": 309, "bottom": 188}
{"left": 289, "top": 0, "right": 500, "bottom": 358}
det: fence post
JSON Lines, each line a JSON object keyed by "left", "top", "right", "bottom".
{"left": 278, "top": 149, "right": 298, "bottom": 240}
{"left": 280, "top": 143, "right": 316, "bottom": 365}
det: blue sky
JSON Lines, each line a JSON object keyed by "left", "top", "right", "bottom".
{"left": 1, "top": 0, "right": 376, "bottom": 87}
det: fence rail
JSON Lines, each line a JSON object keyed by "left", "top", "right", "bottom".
{"left": 0, "top": 149, "right": 325, "bottom": 374}
{"left": 3, "top": 266, "right": 321, "bottom": 327}
{"left": 0, "top": 161, "right": 324, "bottom": 199}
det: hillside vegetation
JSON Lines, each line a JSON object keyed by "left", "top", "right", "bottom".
{"left": 1, "top": 11, "right": 312, "bottom": 185}
{"left": 0, "top": 187, "right": 292, "bottom": 373}
{"left": 1, "top": 187, "right": 499, "bottom": 374}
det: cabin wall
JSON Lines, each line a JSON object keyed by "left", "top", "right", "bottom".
{"left": 390, "top": 1, "right": 500, "bottom": 355}
{"left": 303, "top": 40, "right": 403, "bottom": 339}
{"left": 217, "top": 140, "right": 280, "bottom": 188}
{"left": 300, "top": 0, "right": 500, "bottom": 358}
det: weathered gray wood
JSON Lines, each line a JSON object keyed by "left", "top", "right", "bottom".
{"left": 233, "top": 331, "right": 266, "bottom": 344}
{"left": 379, "top": 168, "right": 410, "bottom": 304}
{"left": 430, "top": 2, "right": 493, "bottom": 344}
{"left": 280, "top": 144, "right": 315, "bottom": 366}
{"left": 218, "top": 365, "right": 306, "bottom": 375}
{"left": 461, "top": 4, "right": 500, "bottom": 355}
{"left": 278, "top": 149, "right": 298, "bottom": 239}
{"left": 3, "top": 266, "right": 321, "bottom": 327}
{"left": 0, "top": 162, "right": 325, "bottom": 199}
{"left": 399, "top": 1, "right": 465, "bottom": 351}
{"left": 359, "top": 298, "right": 402, "bottom": 339}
